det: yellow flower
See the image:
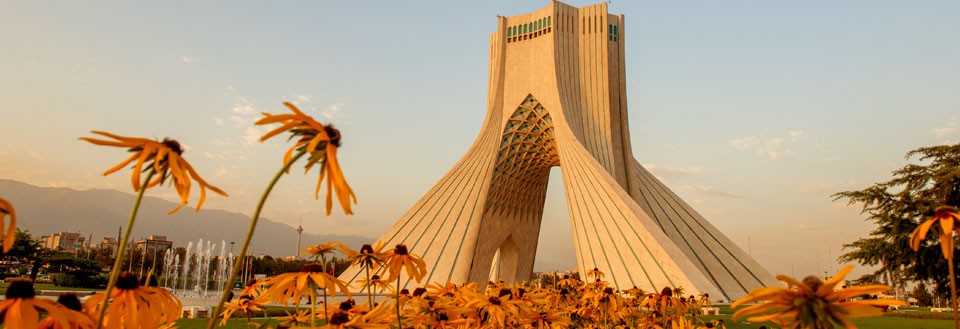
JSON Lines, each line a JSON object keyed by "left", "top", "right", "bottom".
{"left": 281, "top": 309, "right": 312, "bottom": 326}
{"left": 340, "top": 241, "right": 388, "bottom": 270}
{"left": 79, "top": 131, "right": 227, "bottom": 214}
{"left": 218, "top": 296, "right": 264, "bottom": 326}
{"left": 732, "top": 265, "right": 905, "bottom": 329}
{"left": 357, "top": 274, "right": 394, "bottom": 294}
{"left": 83, "top": 272, "right": 182, "bottom": 329}
{"left": 586, "top": 267, "right": 605, "bottom": 280}
{"left": 382, "top": 244, "right": 428, "bottom": 283}
{"left": 38, "top": 293, "right": 95, "bottom": 329}
{"left": 302, "top": 241, "right": 344, "bottom": 261}
{"left": 0, "top": 197, "right": 15, "bottom": 252}
{"left": 256, "top": 102, "right": 356, "bottom": 215}
{"left": 557, "top": 275, "right": 580, "bottom": 289}
{"left": 0, "top": 279, "right": 73, "bottom": 329}
{"left": 525, "top": 309, "right": 572, "bottom": 329}
{"left": 257, "top": 263, "right": 352, "bottom": 306}
{"left": 911, "top": 205, "right": 960, "bottom": 258}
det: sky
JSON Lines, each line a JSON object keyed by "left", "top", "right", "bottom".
{"left": 1, "top": 1, "right": 958, "bottom": 279}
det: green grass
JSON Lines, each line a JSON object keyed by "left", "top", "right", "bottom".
{"left": 0, "top": 282, "right": 99, "bottom": 295}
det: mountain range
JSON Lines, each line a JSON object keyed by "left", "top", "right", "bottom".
{"left": 0, "top": 179, "right": 374, "bottom": 257}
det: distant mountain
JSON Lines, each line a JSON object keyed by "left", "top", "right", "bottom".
{"left": 0, "top": 179, "right": 374, "bottom": 257}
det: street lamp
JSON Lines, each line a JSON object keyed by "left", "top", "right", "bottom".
{"left": 230, "top": 242, "right": 235, "bottom": 255}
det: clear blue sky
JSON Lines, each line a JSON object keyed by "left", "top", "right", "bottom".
{"left": 1, "top": 1, "right": 958, "bottom": 278}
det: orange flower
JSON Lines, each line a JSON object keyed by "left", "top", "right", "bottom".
{"left": 910, "top": 205, "right": 960, "bottom": 258}
{"left": 218, "top": 295, "right": 264, "bottom": 326}
{"left": 38, "top": 294, "right": 95, "bottom": 329}
{"left": 340, "top": 241, "right": 389, "bottom": 270}
{"left": 382, "top": 244, "right": 428, "bottom": 283}
{"left": 84, "top": 273, "right": 182, "bottom": 329}
{"left": 79, "top": 131, "right": 227, "bottom": 214}
{"left": 732, "top": 265, "right": 904, "bottom": 328}
{"left": 0, "top": 197, "right": 15, "bottom": 252}
{"left": 256, "top": 102, "right": 355, "bottom": 215}
{"left": 0, "top": 279, "right": 73, "bottom": 329}
{"left": 257, "top": 264, "right": 352, "bottom": 306}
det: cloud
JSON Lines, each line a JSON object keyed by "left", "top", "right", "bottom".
{"left": 213, "top": 118, "right": 224, "bottom": 126}
{"left": 179, "top": 56, "right": 197, "bottom": 64}
{"left": 320, "top": 102, "right": 350, "bottom": 123}
{"left": 789, "top": 130, "right": 806, "bottom": 142}
{"left": 229, "top": 115, "right": 250, "bottom": 128}
{"left": 645, "top": 164, "right": 710, "bottom": 180}
{"left": 729, "top": 136, "right": 786, "bottom": 160}
{"left": 295, "top": 94, "right": 311, "bottom": 103}
{"left": 677, "top": 185, "right": 745, "bottom": 198}
{"left": 932, "top": 127, "right": 955, "bottom": 136}
{"left": 932, "top": 116, "right": 958, "bottom": 137}
{"left": 203, "top": 151, "right": 215, "bottom": 159}
{"left": 242, "top": 127, "right": 264, "bottom": 145}
{"left": 233, "top": 99, "right": 257, "bottom": 115}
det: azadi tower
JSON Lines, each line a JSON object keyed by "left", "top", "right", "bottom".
{"left": 340, "top": 1, "right": 778, "bottom": 301}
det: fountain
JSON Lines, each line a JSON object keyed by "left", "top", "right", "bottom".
{"left": 161, "top": 239, "right": 234, "bottom": 298}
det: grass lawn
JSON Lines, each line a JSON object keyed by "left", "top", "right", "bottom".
{"left": 0, "top": 282, "right": 99, "bottom": 295}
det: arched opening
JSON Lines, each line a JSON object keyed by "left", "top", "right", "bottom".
{"left": 488, "top": 235, "right": 519, "bottom": 284}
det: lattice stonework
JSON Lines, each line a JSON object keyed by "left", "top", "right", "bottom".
{"left": 486, "top": 95, "right": 559, "bottom": 214}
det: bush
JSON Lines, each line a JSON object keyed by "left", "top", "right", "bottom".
{"left": 51, "top": 271, "right": 107, "bottom": 288}
{"left": 0, "top": 273, "right": 20, "bottom": 281}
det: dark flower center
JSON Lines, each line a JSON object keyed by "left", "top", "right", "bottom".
{"left": 302, "top": 264, "right": 325, "bottom": 273}
{"left": 247, "top": 279, "right": 259, "bottom": 287}
{"left": 116, "top": 272, "right": 140, "bottom": 290}
{"left": 371, "top": 274, "right": 380, "bottom": 280}
{"left": 803, "top": 276, "right": 823, "bottom": 292}
{"left": 603, "top": 287, "right": 614, "bottom": 294}
{"left": 559, "top": 288, "right": 569, "bottom": 295}
{"left": 329, "top": 312, "right": 350, "bottom": 325}
{"left": 488, "top": 296, "right": 501, "bottom": 305}
{"left": 437, "top": 313, "right": 449, "bottom": 321}
{"left": 517, "top": 288, "right": 526, "bottom": 298}
{"left": 324, "top": 125, "right": 342, "bottom": 148}
{"left": 339, "top": 299, "right": 355, "bottom": 311}
{"left": 393, "top": 244, "right": 409, "bottom": 255}
{"left": 5, "top": 279, "right": 35, "bottom": 299}
{"left": 161, "top": 138, "right": 184, "bottom": 155}
{"left": 498, "top": 288, "right": 512, "bottom": 298}
{"left": 400, "top": 289, "right": 409, "bottom": 295}
{"left": 360, "top": 244, "right": 374, "bottom": 254}
{"left": 563, "top": 275, "right": 569, "bottom": 279}
{"left": 58, "top": 293, "right": 83, "bottom": 311}
{"left": 413, "top": 287, "right": 427, "bottom": 297}
{"left": 660, "top": 287, "right": 673, "bottom": 297}
{"left": 593, "top": 267, "right": 599, "bottom": 272}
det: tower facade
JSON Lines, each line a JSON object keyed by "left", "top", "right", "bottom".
{"left": 339, "top": 1, "right": 777, "bottom": 301}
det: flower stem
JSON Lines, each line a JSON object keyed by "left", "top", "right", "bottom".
{"left": 95, "top": 171, "right": 155, "bottom": 329}
{"left": 206, "top": 149, "right": 307, "bottom": 329}
{"left": 321, "top": 255, "right": 328, "bottom": 322}
{"left": 310, "top": 287, "right": 318, "bottom": 327}
{"left": 396, "top": 277, "right": 402, "bottom": 329}
{"left": 365, "top": 266, "right": 373, "bottom": 307}
{"left": 950, "top": 250, "right": 958, "bottom": 329}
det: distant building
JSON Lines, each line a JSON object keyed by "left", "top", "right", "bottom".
{"left": 98, "top": 237, "right": 119, "bottom": 251}
{"left": 135, "top": 235, "right": 173, "bottom": 254}
{"left": 40, "top": 232, "right": 85, "bottom": 252}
